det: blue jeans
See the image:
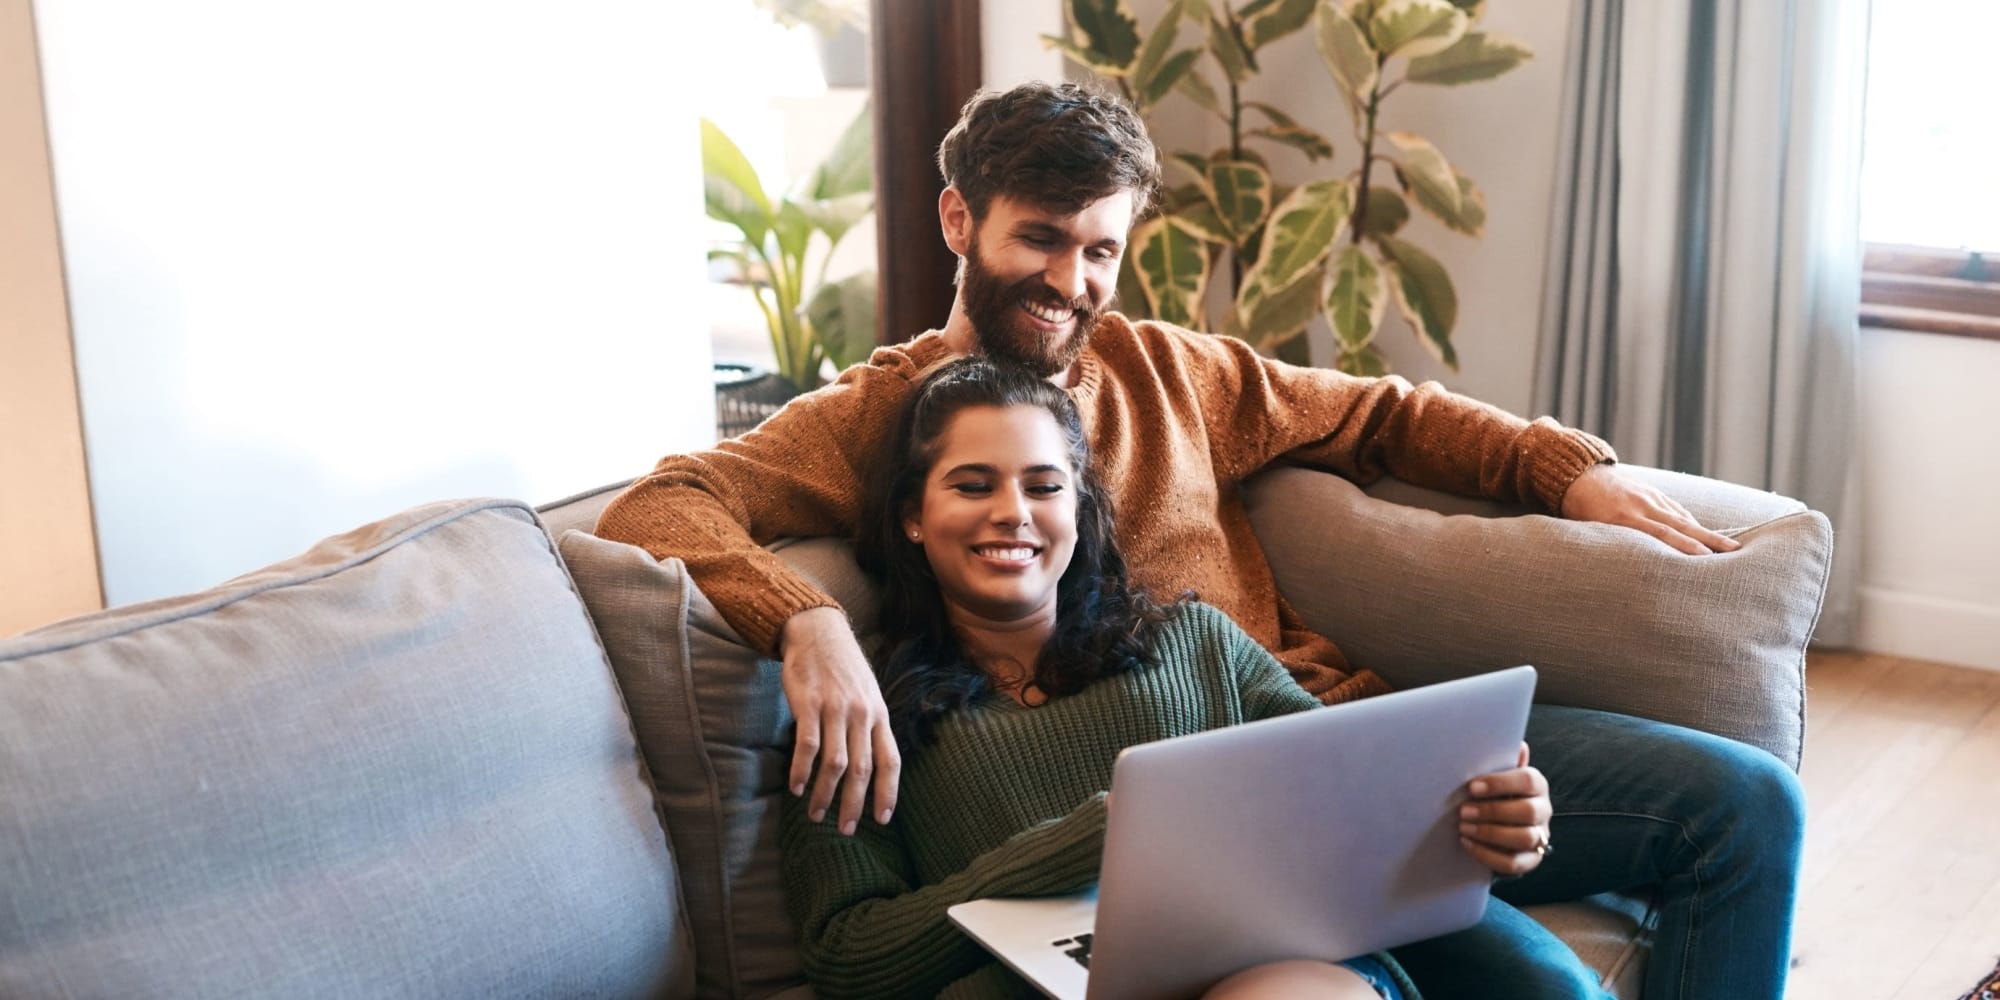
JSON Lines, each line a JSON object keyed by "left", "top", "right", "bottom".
{"left": 1388, "top": 705, "right": 1805, "bottom": 1000}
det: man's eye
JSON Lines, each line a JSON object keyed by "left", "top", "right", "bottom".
{"left": 1088, "top": 248, "right": 1120, "bottom": 262}
{"left": 1022, "top": 235, "right": 1055, "bottom": 249}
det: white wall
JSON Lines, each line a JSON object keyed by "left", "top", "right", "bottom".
{"left": 35, "top": 1, "right": 713, "bottom": 607}
{"left": 1855, "top": 327, "right": 2000, "bottom": 671}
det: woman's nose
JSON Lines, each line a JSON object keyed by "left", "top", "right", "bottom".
{"left": 990, "top": 486, "right": 1029, "bottom": 525}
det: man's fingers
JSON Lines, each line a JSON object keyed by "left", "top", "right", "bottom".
{"left": 807, "top": 714, "right": 849, "bottom": 822}
{"left": 835, "top": 715, "right": 874, "bottom": 835}
{"left": 789, "top": 714, "right": 821, "bottom": 799}
{"left": 871, "top": 724, "right": 901, "bottom": 826}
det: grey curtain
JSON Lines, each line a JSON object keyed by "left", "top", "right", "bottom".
{"left": 1535, "top": 0, "right": 1868, "bottom": 645}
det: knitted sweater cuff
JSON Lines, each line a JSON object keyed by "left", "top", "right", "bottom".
{"left": 975, "top": 792, "right": 1109, "bottom": 898}
{"left": 730, "top": 572, "right": 845, "bottom": 658}
{"left": 1523, "top": 419, "right": 1616, "bottom": 514}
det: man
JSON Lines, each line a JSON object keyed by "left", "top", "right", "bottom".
{"left": 598, "top": 82, "right": 1800, "bottom": 998}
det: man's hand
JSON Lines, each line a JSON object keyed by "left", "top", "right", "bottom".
{"left": 779, "top": 606, "right": 900, "bottom": 836}
{"left": 1459, "top": 742, "right": 1554, "bottom": 878}
{"left": 1560, "top": 464, "right": 1742, "bottom": 555}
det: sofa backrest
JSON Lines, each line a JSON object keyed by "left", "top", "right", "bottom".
{"left": 0, "top": 499, "right": 694, "bottom": 999}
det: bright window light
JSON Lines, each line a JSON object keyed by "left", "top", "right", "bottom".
{"left": 1859, "top": 1, "right": 2000, "bottom": 252}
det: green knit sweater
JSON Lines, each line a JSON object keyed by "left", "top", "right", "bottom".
{"left": 778, "top": 602, "right": 1424, "bottom": 1000}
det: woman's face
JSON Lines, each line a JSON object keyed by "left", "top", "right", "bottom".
{"left": 904, "top": 404, "right": 1079, "bottom": 625}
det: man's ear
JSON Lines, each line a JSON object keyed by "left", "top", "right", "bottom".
{"left": 939, "top": 186, "right": 973, "bottom": 257}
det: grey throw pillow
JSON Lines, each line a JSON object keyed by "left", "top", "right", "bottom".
{"left": 0, "top": 500, "right": 692, "bottom": 999}
{"left": 1244, "top": 466, "right": 1830, "bottom": 769}
{"left": 559, "top": 531, "right": 873, "bottom": 1000}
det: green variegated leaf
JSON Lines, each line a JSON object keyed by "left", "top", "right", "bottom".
{"left": 1172, "top": 200, "right": 1232, "bottom": 244}
{"left": 1041, "top": 34, "right": 1132, "bottom": 75}
{"left": 1131, "top": 215, "right": 1212, "bottom": 328}
{"left": 806, "top": 271, "right": 879, "bottom": 371}
{"left": 1171, "top": 151, "right": 1213, "bottom": 180}
{"left": 1238, "top": 177, "right": 1353, "bottom": 319}
{"left": 1406, "top": 169, "right": 1485, "bottom": 235}
{"left": 1116, "top": 253, "right": 1152, "bottom": 319}
{"left": 1445, "top": 0, "right": 1487, "bottom": 22}
{"left": 806, "top": 104, "right": 873, "bottom": 200}
{"left": 1384, "top": 131, "right": 1460, "bottom": 219}
{"left": 1316, "top": 2, "right": 1379, "bottom": 115}
{"left": 1358, "top": 185, "right": 1410, "bottom": 237}
{"left": 1208, "top": 14, "right": 1255, "bottom": 83}
{"left": 1367, "top": 0, "right": 1466, "bottom": 58}
{"left": 1242, "top": 0, "right": 1317, "bottom": 49}
{"left": 1378, "top": 236, "right": 1459, "bottom": 369}
{"left": 1243, "top": 101, "right": 1301, "bottom": 127}
{"left": 1237, "top": 264, "right": 1325, "bottom": 351}
{"left": 1247, "top": 126, "right": 1335, "bottom": 161}
{"left": 1133, "top": 8, "right": 1179, "bottom": 88}
{"left": 1176, "top": 67, "right": 1227, "bottom": 118}
{"left": 1205, "top": 160, "right": 1274, "bottom": 241}
{"left": 1068, "top": 0, "right": 1143, "bottom": 71}
{"left": 1176, "top": 0, "right": 1213, "bottom": 22}
{"left": 1143, "top": 49, "right": 1203, "bottom": 106}
{"left": 1336, "top": 343, "right": 1391, "bottom": 376}
{"left": 1241, "top": 100, "right": 1335, "bottom": 159}
{"left": 1326, "top": 244, "right": 1386, "bottom": 349}
{"left": 1406, "top": 30, "right": 1531, "bottom": 85}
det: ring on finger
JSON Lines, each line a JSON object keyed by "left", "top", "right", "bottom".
{"left": 1532, "top": 827, "right": 1553, "bottom": 857}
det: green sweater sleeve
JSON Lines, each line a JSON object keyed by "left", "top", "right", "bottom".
{"left": 779, "top": 790, "right": 1109, "bottom": 1000}
{"left": 1194, "top": 603, "right": 1322, "bottom": 721}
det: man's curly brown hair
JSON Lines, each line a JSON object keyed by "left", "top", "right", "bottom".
{"left": 935, "top": 81, "right": 1162, "bottom": 223}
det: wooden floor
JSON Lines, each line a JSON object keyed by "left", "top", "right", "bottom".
{"left": 1788, "top": 649, "right": 2000, "bottom": 999}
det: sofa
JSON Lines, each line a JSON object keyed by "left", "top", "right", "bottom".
{"left": 0, "top": 464, "right": 1831, "bottom": 999}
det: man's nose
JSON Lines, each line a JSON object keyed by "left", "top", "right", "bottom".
{"left": 1045, "top": 251, "right": 1086, "bottom": 303}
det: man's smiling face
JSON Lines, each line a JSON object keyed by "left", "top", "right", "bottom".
{"left": 954, "top": 190, "right": 1134, "bottom": 377}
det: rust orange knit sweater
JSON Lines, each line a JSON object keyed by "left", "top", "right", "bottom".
{"left": 595, "top": 315, "right": 1614, "bottom": 702}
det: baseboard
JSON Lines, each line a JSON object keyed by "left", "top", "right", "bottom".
{"left": 1855, "top": 586, "right": 2000, "bottom": 673}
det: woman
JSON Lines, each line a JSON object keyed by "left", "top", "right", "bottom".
{"left": 778, "top": 358, "right": 1555, "bottom": 1000}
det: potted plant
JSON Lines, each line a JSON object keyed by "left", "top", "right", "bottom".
{"left": 1048, "top": 0, "right": 1530, "bottom": 375}
{"left": 702, "top": 103, "right": 878, "bottom": 396}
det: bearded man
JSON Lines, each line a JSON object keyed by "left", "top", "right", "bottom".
{"left": 595, "top": 81, "right": 1801, "bottom": 999}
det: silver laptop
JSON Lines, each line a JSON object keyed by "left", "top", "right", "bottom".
{"left": 948, "top": 665, "right": 1538, "bottom": 1000}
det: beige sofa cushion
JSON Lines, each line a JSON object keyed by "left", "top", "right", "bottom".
{"left": 1245, "top": 466, "right": 1829, "bottom": 769}
{"left": 0, "top": 500, "right": 692, "bottom": 999}
{"left": 560, "top": 531, "right": 872, "bottom": 1000}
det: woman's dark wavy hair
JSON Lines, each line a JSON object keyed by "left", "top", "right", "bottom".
{"left": 856, "top": 357, "right": 1183, "bottom": 751}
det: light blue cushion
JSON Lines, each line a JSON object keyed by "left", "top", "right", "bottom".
{"left": 0, "top": 499, "right": 692, "bottom": 998}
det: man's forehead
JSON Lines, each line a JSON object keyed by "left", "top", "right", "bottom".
{"left": 988, "top": 190, "right": 1135, "bottom": 235}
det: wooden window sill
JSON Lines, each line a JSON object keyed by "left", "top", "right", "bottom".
{"left": 1861, "top": 243, "right": 1999, "bottom": 341}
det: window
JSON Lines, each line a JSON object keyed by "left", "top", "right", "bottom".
{"left": 1858, "top": 0, "right": 2000, "bottom": 339}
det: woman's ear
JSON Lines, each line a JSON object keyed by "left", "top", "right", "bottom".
{"left": 902, "top": 509, "right": 923, "bottom": 544}
{"left": 939, "top": 187, "right": 973, "bottom": 257}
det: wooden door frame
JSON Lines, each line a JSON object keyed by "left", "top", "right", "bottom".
{"left": 869, "top": 0, "right": 982, "bottom": 345}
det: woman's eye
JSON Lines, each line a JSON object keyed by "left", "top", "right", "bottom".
{"left": 1028, "top": 483, "right": 1065, "bottom": 496}
{"left": 947, "top": 482, "right": 991, "bottom": 496}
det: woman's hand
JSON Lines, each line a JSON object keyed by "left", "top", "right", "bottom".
{"left": 1458, "top": 742, "right": 1554, "bottom": 877}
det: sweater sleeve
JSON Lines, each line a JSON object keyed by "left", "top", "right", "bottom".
{"left": 779, "top": 790, "right": 1109, "bottom": 1000}
{"left": 1144, "top": 320, "right": 1614, "bottom": 514}
{"left": 593, "top": 339, "right": 948, "bottom": 655}
{"left": 1195, "top": 603, "right": 1322, "bottom": 722}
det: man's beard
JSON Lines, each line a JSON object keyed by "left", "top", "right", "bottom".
{"left": 959, "top": 238, "right": 1107, "bottom": 378}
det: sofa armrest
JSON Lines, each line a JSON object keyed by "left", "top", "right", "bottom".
{"left": 1244, "top": 465, "right": 1832, "bottom": 769}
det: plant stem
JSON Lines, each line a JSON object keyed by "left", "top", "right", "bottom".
{"left": 1350, "top": 54, "right": 1387, "bottom": 246}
